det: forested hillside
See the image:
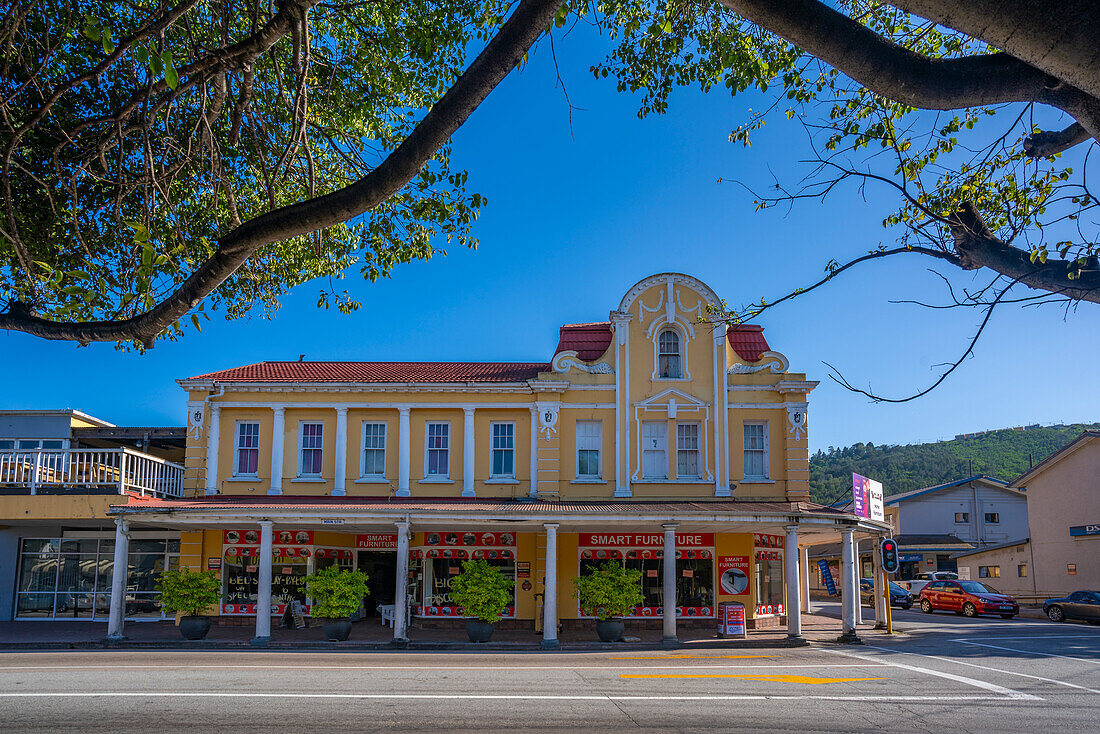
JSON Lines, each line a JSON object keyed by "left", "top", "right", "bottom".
{"left": 809, "top": 424, "right": 1100, "bottom": 505}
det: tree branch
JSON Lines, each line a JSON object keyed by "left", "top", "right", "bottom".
{"left": 0, "top": 0, "right": 565, "bottom": 346}
{"left": 1023, "top": 122, "right": 1091, "bottom": 158}
{"left": 949, "top": 202, "right": 1100, "bottom": 304}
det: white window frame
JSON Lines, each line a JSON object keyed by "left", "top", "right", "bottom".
{"left": 656, "top": 329, "right": 683, "bottom": 379}
{"left": 641, "top": 420, "right": 668, "bottom": 480}
{"left": 954, "top": 512, "right": 969, "bottom": 523}
{"left": 424, "top": 421, "right": 450, "bottom": 477}
{"left": 297, "top": 421, "right": 324, "bottom": 478}
{"left": 360, "top": 421, "right": 387, "bottom": 478}
{"left": 742, "top": 421, "right": 770, "bottom": 480}
{"left": 984, "top": 512, "right": 1000, "bottom": 524}
{"left": 233, "top": 421, "right": 261, "bottom": 477}
{"left": 489, "top": 421, "right": 516, "bottom": 479}
{"left": 576, "top": 420, "right": 602, "bottom": 478}
{"left": 676, "top": 422, "right": 701, "bottom": 478}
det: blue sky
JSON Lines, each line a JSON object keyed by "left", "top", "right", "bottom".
{"left": 2, "top": 22, "right": 1098, "bottom": 453}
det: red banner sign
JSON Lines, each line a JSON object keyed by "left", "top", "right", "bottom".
{"left": 223, "top": 529, "right": 313, "bottom": 545}
{"left": 356, "top": 534, "right": 398, "bottom": 549}
{"left": 753, "top": 533, "right": 784, "bottom": 548}
{"left": 718, "top": 555, "right": 751, "bottom": 596}
{"left": 579, "top": 533, "right": 714, "bottom": 548}
{"left": 422, "top": 531, "right": 516, "bottom": 547}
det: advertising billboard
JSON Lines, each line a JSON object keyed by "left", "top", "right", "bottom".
{"left": 852, "top": 473, "right": 885, "bottom": 522}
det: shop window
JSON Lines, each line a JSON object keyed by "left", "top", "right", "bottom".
{"left": 579, "top": 549, "right": 715, "bottom": 617}
{"left": 490, "top": 422, "right": 515, "bottom": 478}
{"left": 429, "top": 557, "right": 515, "bottom": 614}
{"left": 657, "top": 330, "right": 682, "bottom": 378}
{"left": 361, "top": 422, "right": 386, "bottom": 477}
{"left": 641, "top": 421, "right": 668, "bottom": 479}
{"left": 955, "top": 512, "right": 969, "bottom": 523}
{"left": 978, "top": 565, "right": 1000, "bottom": 578}
{"left": 298, "top": 422, "right": 324, "bottom": 477}
{"left": 425, "top": 422, "right": 450, "bottom": 476}
{"left": 1017, "top": 564, "right": 1027, "bottom": 578}
{"left": 755, "top": 555, "right": 784, "bottom": 613}
{"left": 984, "top": 512, "right": 1000, "bottom": 524}
{"left": 576, "top": 420, "right": 601, "bottom": 478}
{"left": 743, "top": 422, "right": 769, "bottom": 479}
{"left": 234, "top": 421, "right": 260, "bottom": 476}
{"left": 676, "top": 423, "right": 701, "bottom": 478}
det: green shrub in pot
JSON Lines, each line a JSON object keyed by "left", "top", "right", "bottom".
{"left": 449, "top": 559, "right": 515, "bottom": 642}
{"left": 156, "top": 567, "right": 222, "bottom": 640}
{"left": 572, "top": 561, "right": 644, "bottom": 642}
{"left": 303, "top": 566, "right": 370, "bottom": 641}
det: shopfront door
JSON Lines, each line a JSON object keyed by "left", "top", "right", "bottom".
{"left": 357, "top": 551, "right": 396, "bottom": 618}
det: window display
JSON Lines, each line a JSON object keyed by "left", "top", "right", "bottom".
{"left": 753, "top": 533, "right": 785, "bottom": 616}
{"left": 414, "top": 530, "right": 516, "bottom": 617}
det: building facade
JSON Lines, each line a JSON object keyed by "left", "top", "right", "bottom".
{"left": 9, "top": 274, "right": 887, "bottom": 643}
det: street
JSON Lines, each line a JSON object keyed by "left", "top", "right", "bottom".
{"left": 0, "top": 611, "right": 1096, "bottom": 732}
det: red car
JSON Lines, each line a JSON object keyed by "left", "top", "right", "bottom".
{"left": 918, "top": 579, "right": 1019, "bottom": 619}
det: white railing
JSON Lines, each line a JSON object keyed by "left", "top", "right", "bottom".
{"left": 0, "top": 448, "right": 184, "bottom": 498}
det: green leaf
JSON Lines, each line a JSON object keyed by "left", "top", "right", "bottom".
{"left": 163, "top": 52, "right": 178, "bottom": 89}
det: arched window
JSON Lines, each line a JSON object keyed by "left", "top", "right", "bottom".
{"left": 657, "top": 329, "right": 682, "bottom": 378}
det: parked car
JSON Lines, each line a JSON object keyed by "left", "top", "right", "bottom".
{"left": 918, "top": 579, "right": 1018, "bottom": 618}
{"left": 901, "top": 571, "right": 959, "bottom": 596}
{"left": 1043, "top": 590, "right": 1100, "bottom": 624}
{"left": 860, "top": 578, "right": 913, "bottom": 609}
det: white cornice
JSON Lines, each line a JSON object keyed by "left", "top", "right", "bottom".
{"left": 177, "top": 379, "right": 537, "bottom": 394}
{"left": 526, "top": 378, "right": 571, "bottom": 394}
{"left": 776, "top": 380, "right": 820, "bottom": 395}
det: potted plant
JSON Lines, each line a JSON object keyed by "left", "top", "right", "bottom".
{"left": 573, "top": 561, "right": 645, "bottom": 642}
{"left": 303, "top": 565, "right": 370, "bottom": 641}
{"left": 156, "top": 568, "right": 222, "bottom": 640}
{"left": 449, "top": 559, "right": 515, "bottom": 643}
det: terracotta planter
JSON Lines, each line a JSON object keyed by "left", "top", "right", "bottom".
{"left": 179, "top": 616, "right": 211, "bottom": 640}
{"left": 323, "top": 619, "right": 353, "bottom": 641}
{"left": 466, "top": 620, "right": 494, "bottom": 643}
{"left": 596, "top": 618, "right": 624, "bottom": 642}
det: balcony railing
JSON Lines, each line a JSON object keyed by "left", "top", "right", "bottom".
{"left": 0, "top": 448, "right": 184, "bottom": 498}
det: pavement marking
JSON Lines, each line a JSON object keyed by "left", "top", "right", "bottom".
{"left": 950, "top": 635, "right": 1100, "bottom": 641}
{"left": 609, "top": 655, "right": 775, "bottom": 660}
{"left": 0, "top": 692, "right": 1040, "bottom": 703}
{"left": 954, "top": 640, "right": 1099, "bottom": 664}
{"left": 821, "top": 647, "right": 1041, "bottom": 700}
{"left": 0, "top": 663, "right": 892, "bottom": 672}
{"left": 861, "top": 644, "right": 1100, "bottom": 695}
{"left": 619, "top": 674, "right": 884, "bottom": 684}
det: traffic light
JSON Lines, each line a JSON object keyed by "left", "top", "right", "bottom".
{"left": 880, "top": 538, "right": 899, "bottom": 574}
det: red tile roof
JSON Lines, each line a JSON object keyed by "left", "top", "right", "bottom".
{"left": 554, "top": 322, "right": 613, "bottom": 361}
{"left": 188, "top": 362, "right": 549, "bottom": 383}
{"left": 727, "top": 325, "right": 771, "bottom": 362}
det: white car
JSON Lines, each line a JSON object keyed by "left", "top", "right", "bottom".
{"left": 901, "top": 571, "right": 958, "bottom": 596}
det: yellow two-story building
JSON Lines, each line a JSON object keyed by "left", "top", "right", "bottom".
{"left": 101, "top": 273, "right": 884, "bottom": 645}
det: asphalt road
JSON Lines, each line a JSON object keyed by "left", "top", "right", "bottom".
{"left": 0, "top": 612, "right": 1097, "bottom": 732}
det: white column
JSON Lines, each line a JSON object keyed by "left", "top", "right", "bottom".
{"left": 269, "top": 407, "right": 285, "bottom": 495}
{"left": 784, "top": 526, "right": 802, "bottom": 638}
{"left": 253, "top": 521, "right": 273, "bottom": 645}
{"left": 105, "top": 518, "right": 129, "bottom": 641}
{"left": 542, "top": 523, "right": 559, "bottom": 649}
{"left": 853, "top": 538, "right": 863, "bottom": 624}
{"left": 872, "top": 536, "right": 887, "bottom": 629}
{"left": 528, "top": 407, "right": 539, "bottom": 499}
{"left": 333, "top": 407, "right": 348, "bottom": 496}
{"left": 394, "top": 521, "right": 410, "bottom": 643}
{"left": 662, "top": 523, "right": 678, "bottom": 644}
{"left": 205, "top": 406, "right": 220, "bottom": 495}
{"left": 800, "top": 546, "right": 810, "bottom": 613}
{"left": 397, "top": 408, "right": 411, "bottom": 497}
{"left": 839, "top": 528, "right": 860, "bottom": 642}
{"left": 712, "top": 325, "right": 730, "bottom": 497}
{"left": 462, "top": 408, "right": 476, "bottom": 498}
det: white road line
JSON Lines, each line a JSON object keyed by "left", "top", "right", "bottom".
{"left": 861, "top": 644, "right": 1100, "bottom": 695}
{"left": 821, "top": 647, "right": 1040, "bottom": 700}
{"left": 0, "top": 664, "right": 891, "bottom": 672}
{"left": 0, "top": 692, "right": 1036, "bottom": 703}
{"left": 955, "top": 640, "right": 1100, "bottom": 664}
{"left": 950, "top": 635, "right": 1100, "bottom": 642}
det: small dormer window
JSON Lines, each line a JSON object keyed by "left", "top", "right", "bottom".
{"left": 658, "top": 329, "right": 682, "bottom": 378}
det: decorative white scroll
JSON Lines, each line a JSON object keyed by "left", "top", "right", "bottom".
{"left": 187, "top": 402, "right": 205, "bottom": 439}
{"left": 787, "top": 403, "right": 808, "bottom": 440}
{"left": 727, "top": 351, "right": 790, "bottom": 375}
{"left": 551, "top": 350, "right": 614, "bottom": 375}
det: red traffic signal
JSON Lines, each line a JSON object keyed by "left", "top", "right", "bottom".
{"left": 880, "top": 538, "right": 899, "bottom": 573}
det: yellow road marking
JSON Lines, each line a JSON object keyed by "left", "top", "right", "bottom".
{"left": 610, "top": 655, "right": 776, "bottom": 660}
{"left": 620, "top": 674, "right": 884, "bottom": 685}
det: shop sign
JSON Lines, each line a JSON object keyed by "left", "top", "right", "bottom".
{"left": 718, "top": 556, "right": 751, "bottom": 595}
{"left": 580, "top": 548, "right": 712, "bottom": 561}
{"left": 852, "top": 473, "right": 885, "bottom": 522}
{"left": 424, "top": 531, "right": 515, "bottom": 547}
{"left": 818, "top": 559, "right": 837, "bottom": 596}
{"left": 580, "top": 606, "right": 713, "bottom": 619}
{"left": 753, "top": 533, "right": 784, "bottom": 548}
{"left": 1069, "top": 524, "right": 1100, "bottom": 537}
{"left": 516, "top": 562, "right": 531, "bottom": 579}
{"left": 755, "top": 603, "right": 785, "bottom": 616}
{"left": 579, "top": 533, "right": 714, "bottom": 547}
{"left": 207, "top": 558, "right": 221, "bottom": 570}
{"left": 718, "top": 602, "right": 746, "bottom": 636}
{"left": 356, "top": 533, "right": 398, "bottom": 549}
{"left": 223, "top": 529, "right": 313, "bottom": 545}
{"left": 898, "top": 554, "right": 923, "bottom": 562}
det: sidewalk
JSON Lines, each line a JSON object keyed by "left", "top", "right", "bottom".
{"left": 0, "top": 611, "right": 890, "bottom": 651}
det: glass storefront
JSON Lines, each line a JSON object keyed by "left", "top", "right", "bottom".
{"left": 753, "top": 533, "right": 785, "bottom": 616}
{"left": 414, "top": 530, "right": 518, "bottom": 618}
{"left": 220, "top": 545, "right": 353, "bottom": 615}
{"left": 15, "top": 536, "right": 179, "bottom": 620}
